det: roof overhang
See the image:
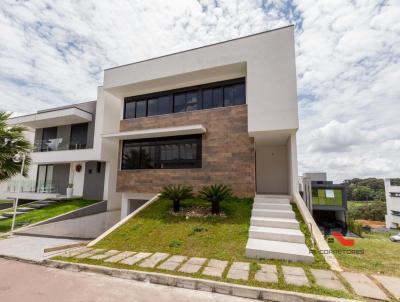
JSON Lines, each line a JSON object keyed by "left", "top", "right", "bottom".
{"left": 8, "top": 107, "right": 92, "bottom": 128}
{"left": 102, "top": 124, "right": 206, "bottom": 141}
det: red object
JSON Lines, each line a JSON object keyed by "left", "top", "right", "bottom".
{"left": 331, "top": 231, "right": 355, "bottom": 246}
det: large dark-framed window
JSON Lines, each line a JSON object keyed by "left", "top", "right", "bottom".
{"left": 123, "top": 78, "right": 245, "bottom": 119}
{"left": 121, "top": 135, "right": 202, "bottom": 170}
{"left": 70, "top": 123, "right": 88, "bottom": 150}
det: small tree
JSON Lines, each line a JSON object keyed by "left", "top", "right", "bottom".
{"left": 0, "top": 112, "right": 32, "bottom": 182}
{"left": 199, "top": 184, "right": 232, "bottom": 214}
{"left": 160, "top": 185, "right": 193, "bottom": 212}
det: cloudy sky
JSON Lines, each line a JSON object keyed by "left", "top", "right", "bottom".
{"left": 0, "top": 0, "right": 399, "bottom": 182}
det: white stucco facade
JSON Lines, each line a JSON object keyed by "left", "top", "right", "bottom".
{"left": 384, "top": 178, "right": 400, "bottom": 228}
{"left": 2, "top": 25, "right": 300, "bottom": 221}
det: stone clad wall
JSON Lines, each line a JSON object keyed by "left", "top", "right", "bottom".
{"left": 117, "top": 105, "right": 255, "bottom": 197}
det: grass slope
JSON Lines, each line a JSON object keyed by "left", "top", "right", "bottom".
{"left": 97, "top": 197, "right": 252, "bottom": 260}
{"left": 329, "top": 231, "right": 400, "bottom": 277}
{"left": 0, "top": 199, "right": 98, "bottom": 233}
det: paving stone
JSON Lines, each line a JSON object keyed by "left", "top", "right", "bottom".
{"left": 282, "top": 266, "right": 309, "bottom": 287}
{"left": 310, "top": 269, "right": 346, "bottom": 291}
{"left": 104, "top": 251, "right": 136, "bottom": 263}
{"left": 62, "top": 247, "right": 93, "bottom": 257}
{"left": 89, "top": 250, "right": 121, "bottom": 260}
{"left": 139, "top": 252, "right": 169, "bottom": 268}
{"left": 158, "top": 255, "right": 187, "bottom": 271}
{"left": 373, "top": 275, "right": 400, "bottom": 300}
{"left": 120, "top": 252, "right": 152, "bottom": 266}
{"left": 76, "top": 248, "right": 105, "bottom": 259}
{"left": 255, "top": 264, "right": 278, "bottom": 283}
{"left": 227, "top": 262, "right": 250, "bottom": 281}
{"left": 179, "top": 257, "right": 206, "bottom": 274}
{"left": 202, "top": 259, "right": 228, "bottom": 277}
{"left": 342, "top": 272, "right": 388, "bottom": 301}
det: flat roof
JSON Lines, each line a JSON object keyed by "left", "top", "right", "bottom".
{"left": 104, "top": 25, "right": 294, "bottom": 71}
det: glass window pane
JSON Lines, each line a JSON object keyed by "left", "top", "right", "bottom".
{"left": 122, "top": 144, "right": 140, "bottom": 169}
{"left": 202, "top": 89, "right": 213, "bottom": 109}
{"left": 212, "top": 87, "right": 223, "bottom": 107}
{"left": 140, "top": 145, "right": 157, "bottom": 168}
{"left": 135, "top": 100, "right": 147, "bottom": 118}
{"left": 233, "top": 83, "right": 245, "bottom": 105}
{"left": 186, "top": 91, "right": 199, "bottom": 111}
{"left": 70, "top": 123, "right": 88, "bottom": 150}
{"left": 147, "top": 98, "right": 158, "bottom": 116}
{"left": 174, "top": 93, "right": 186, "bottom": 112}
{"left": 224, "top": 86, "right": 234, "bottom": 106}
{"left": 180, "top": 143, "right": 197, "bottom": 160}
{"left": 160, "top": 144, "right": 179, "bottom": 161}
{"left": 125, "top": 101, "right": 135, "bottom": 119}
{"left": 158, "top": 96, "right": 172, "bottom": 115}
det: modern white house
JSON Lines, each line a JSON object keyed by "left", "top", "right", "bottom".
{"left": 384, "top": 178, "right": 400, "bottom": 229}
{"left": 2, "top": 25, "right": 316, "bottom": 262}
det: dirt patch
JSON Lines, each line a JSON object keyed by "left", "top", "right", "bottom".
{"left": 356, "top": 219, "right": 385, "bottom": 228}
{"left": 170, "top": 206, "right": 226, "bottom": 218}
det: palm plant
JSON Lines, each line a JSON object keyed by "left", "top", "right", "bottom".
{"left": 198, "top": 184, "right": 232, "bottom": 214}
{"left": 160, "top": 185, "right": 193, "bottom": 212}
{"left": 0, "top": 112, "right": 32, "bottom": 182}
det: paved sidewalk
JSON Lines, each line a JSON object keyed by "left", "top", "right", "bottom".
{"left": 59, "top": 247, "right": 400, "bottom": 301}
{"left": 0, "top": 258, "right": 254, "bottom": 302}
{"left": 0, "top": 235, "right": 81, "bottom": 261}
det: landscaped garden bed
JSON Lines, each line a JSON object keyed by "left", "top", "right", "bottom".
{"left": 51, "top": 193, "right": 361, "bottom": 300}
{"left": 0, "top": 199, "right": 98, "bottom": 233}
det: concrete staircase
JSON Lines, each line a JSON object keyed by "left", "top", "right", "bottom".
{"left": 246, "top": 195, "right": 314, "bottom": 263}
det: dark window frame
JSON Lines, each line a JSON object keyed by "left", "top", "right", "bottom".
{"left": 121, "top": 135, "right": 202, "bottom": 170}
{"left": 123, "top": 78, "right": 245, "bottom": 119}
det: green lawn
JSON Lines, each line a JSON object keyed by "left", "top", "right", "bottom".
{"left": 96, "top": 197, "right": 253, "bottom": 261}
{"left": 0, "top": 199, "right": 98, "bottom": 233}
{"left": 328, "top": 231, "right": 400, "bottom": 277}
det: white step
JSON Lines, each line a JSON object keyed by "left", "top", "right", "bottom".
{"left": 254, "top": 197, "right": 290, "bottom": 205}
{"left": 251, "top": 216, "right": 299, "bottom": 229}
{"left": 249, "top": 226, "right": 305, "bottom": 243}
{"left": 253, "top": 202, "right": 291, "bottom": 210}
{"left": 252, "top": 209, "right": 295, "bottom": 219}
{"left": 246, "top": 238, "right": 314, "bottom": 263}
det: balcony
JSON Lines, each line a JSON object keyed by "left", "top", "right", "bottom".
{"left": 33, "top": 138, "right": 87, "bottom": 152}
{"left": 5, "top": 180, "right": 63, "bottom": 200}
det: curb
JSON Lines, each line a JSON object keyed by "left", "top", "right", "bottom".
{"left": 42, "top": 259, "right": 359, "bottom": 302}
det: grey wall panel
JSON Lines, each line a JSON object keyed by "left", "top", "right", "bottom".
{"left": 83, "top": 161, "right": 105, "bottom": 200}
{"left": 53, "top": 163, "right": 70, "bottom": 195}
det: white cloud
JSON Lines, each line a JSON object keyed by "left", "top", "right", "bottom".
{"left": 0, "top": 0, "right": 399, "bottom": 182}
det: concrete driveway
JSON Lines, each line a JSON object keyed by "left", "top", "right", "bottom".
{"left": 0, "top": 258, "right": 254, "bottom": 302}
{"left": 0, "top": 235, "right": 81, "bottom": 261}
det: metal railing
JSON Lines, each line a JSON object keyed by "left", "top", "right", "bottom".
{"left": 7, "top": 180, "right": 59, "bottom": 193}
{"left": 33, "top": 138, "right": 87, "bottom": 152}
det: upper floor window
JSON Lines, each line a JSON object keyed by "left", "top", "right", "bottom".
{"left": 123, "top": 78, "right": 245, "bottom": 119}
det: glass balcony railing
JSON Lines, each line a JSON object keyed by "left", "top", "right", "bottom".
{"left": 33, "top": 139, "right": 87, "bottom": 152}
{"left": 312, "top": 188, "right": 344, "bottom": 207}
{"left": 7, "top": 180, "right": 59, "bottom": 193}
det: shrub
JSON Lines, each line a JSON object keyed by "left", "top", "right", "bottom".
{"left": 160, "top": 185, "right": 193, "bottom": 212}
{"left": 348, "top": 218, "right": 363, "bottom": 237}
{"left": 198, "top": 184, "right": 232, "bottom": 214}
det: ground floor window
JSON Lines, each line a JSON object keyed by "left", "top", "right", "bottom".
{"left": 36, "top": 164, "right": 54, "bottom": 192}
{"left": 121, "top": 135, "right": 202, "bottom": 170}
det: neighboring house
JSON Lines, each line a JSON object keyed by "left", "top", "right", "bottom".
{"left": 2, "top": 25, "right": 300, "bottom": 220}
{"left": 384, "top": 178, "right": 400, "bottom": 229}
{"left": 300, "top": 173, "right": 347, "bottom": 234}
{"left": 1, "top": 101, "right": 113, "bottom": 202}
